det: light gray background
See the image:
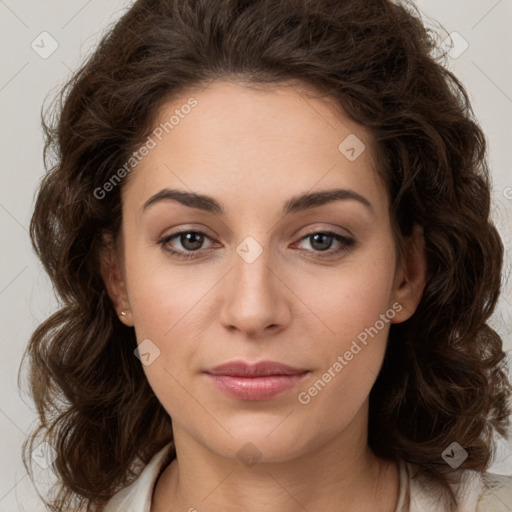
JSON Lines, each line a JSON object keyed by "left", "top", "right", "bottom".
{"left": 1, "top": 0, "right": 511, "bottom": 509}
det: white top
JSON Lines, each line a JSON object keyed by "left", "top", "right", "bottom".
{"left": 104, "top": 443, "right": 512, "bottom": 511}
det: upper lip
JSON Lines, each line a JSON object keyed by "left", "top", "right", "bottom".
{"left": 205, "top": 360, "right": 309, "bottom": 377}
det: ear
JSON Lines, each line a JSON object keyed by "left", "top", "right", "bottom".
{"left": 99, "top": 232, "right": 134, "bottom": 327}
{"left": 391, "top": 224, "right": 427, "bottom": 324}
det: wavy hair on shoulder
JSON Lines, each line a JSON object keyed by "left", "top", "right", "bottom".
{"left": 20, "top": 0, "right": 511, "bottom": 510}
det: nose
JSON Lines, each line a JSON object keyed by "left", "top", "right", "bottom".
{"left": 219, "top": 242, "right": 291, "bottom": 338}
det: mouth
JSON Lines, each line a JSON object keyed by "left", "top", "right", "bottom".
{"left": 203, "top": 360, "right": 310, "bottom": 401}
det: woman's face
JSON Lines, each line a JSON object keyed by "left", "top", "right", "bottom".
{"left": 106, "top": 80, "right": 424, "bottom": 463}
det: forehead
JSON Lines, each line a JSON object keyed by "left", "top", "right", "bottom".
{"left": 122, "top": 79, "right": 388, "bottom": 217}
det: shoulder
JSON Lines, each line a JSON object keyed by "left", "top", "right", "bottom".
{"left": 104, "top": 443, "right": 174, "bottom": 512}
{"left": 402, "top": 461, "right": 511, "bottom": 512}
{"left": 476, "top": 471, "right": 512, "bottom": 511}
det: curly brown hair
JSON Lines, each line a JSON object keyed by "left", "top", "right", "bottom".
{"left": 20, "top": 0, "right": 511, "bottom": 510}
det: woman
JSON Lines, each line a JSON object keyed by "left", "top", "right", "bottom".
{"left": 21, "top": 0, "right": 512, "bottom": 510}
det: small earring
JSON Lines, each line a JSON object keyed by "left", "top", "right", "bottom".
{"left": 120, "top": 310, "right": 127, "bottom": 316}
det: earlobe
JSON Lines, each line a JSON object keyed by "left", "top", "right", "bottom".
{"left": 391, "top": 224, "right": 427, "bottom": 324}
{"left": 99, "top": 233, "right": 134, "bottom": 326}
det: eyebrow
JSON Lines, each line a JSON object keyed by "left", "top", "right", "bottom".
{"left": 142, "top": 187, "right": 373, "bottom": 215}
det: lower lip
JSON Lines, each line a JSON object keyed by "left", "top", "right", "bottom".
{"left": 205, "top": 373, "right": 309, "bottom": 401}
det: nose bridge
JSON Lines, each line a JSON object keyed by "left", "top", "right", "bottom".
{"left": 219, "top": 235, "right": 288, "bottom": 335}
{"left": 234, "top": 237, "right": 273, "bottom": 293}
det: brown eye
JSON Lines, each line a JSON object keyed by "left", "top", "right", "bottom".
{"left": 309, "top": 233, "right": 334, "bottom": 251}
{"left": 158, "top": 230, "right": 215, "bottom": 259}
{"left": 296, "top": 231, "right": 355, "bottom": 257}
{"left": 178, "top": 232, "right": 205, "bottom": 251}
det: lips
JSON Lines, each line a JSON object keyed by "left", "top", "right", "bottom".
{"left": 204, "top": 360, "right": 310, "bottom": 401}
{"left": 205, "top": 360, "right": 309, "bottom": 377}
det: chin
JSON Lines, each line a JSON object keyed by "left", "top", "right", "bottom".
{"left": 193, "top": 421, "right": 318, "bottom": 465}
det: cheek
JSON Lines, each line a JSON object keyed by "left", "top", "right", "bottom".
{"left": 124, "top": 259, "right": 207, "bottom": 419}
{"left": 122, "top": 242, "right": 229, "bottom": 409}
{"left": 298, "top": 247, "right": 397, "bottom": 351}
{"left": 124, "top": 245, "right": 212, "bottom": 338}
{"left": 292, "top": 246, "right": 397, "bottom": 412}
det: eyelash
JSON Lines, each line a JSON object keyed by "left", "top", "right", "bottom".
{"left": 157, "top": 230, "right": 356, "bottom": 260}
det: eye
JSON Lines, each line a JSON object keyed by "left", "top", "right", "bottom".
{"left": 294, "top": 231, "right": 355, "bottom": 256}
{"left": 158, "top": 230, "right": 216, "bottom": 259}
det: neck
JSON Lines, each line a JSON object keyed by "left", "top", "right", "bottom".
{"left": 151, "top": 405, "right": 399, "bottom": 512}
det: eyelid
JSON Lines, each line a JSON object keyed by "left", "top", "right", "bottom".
{"left": 296, "top": 225, "right": 353, "bottom": 241}
{"left": 295, "top": 222, "right": 355, "bottom": 240}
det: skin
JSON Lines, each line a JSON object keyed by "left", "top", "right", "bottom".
{"left": 101, "top": 79, "right": 426, "bottom": 512}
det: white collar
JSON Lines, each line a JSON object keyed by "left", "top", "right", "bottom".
{"left": 105, "top": 443, "right": 485, "bottom": 512}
